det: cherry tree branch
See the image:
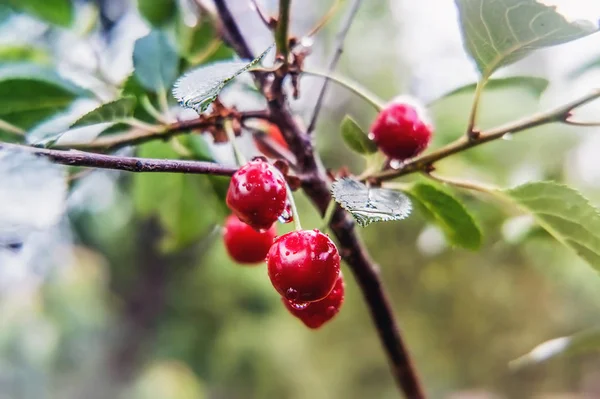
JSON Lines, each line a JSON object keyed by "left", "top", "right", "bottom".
{"left": 370, "top": 88, "right": 600, "bottom": 181}
{"left": 307, "top": 0, "right": 363, "bottom": 133}
{"left": 213, "top": 1, "right": 426, "bottom": 398}
{"left": 0, "top": 142, "right": 238, "bottom": 176}
{"left": 60, "top": 110, "right": 270, "bottom": 151}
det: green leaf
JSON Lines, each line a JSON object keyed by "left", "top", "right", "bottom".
{"left": 70, "top": 97, "right": 137, "bottom": 129}
{"left": 510, "top": 327, "right": 600, "bottom": 369}
{"left": 503, "top": 181, "right": 600, "bottom": 270}
{"left": 6, "top": 0, "right": 73, "bottom": 26}
{"left": 133, "top": 31, "right": 179, "bottom": 93}
{"left": 331, "top": 178, "right": 412, "bottom": 227}
{"left": 138, "top": 0, "right": 176, "bottom": 27}
{"left": 180, "top": 134, "right": 214, "bottom": 162}
{"left": 173, "top": 44, "right": 273, "bottom": 113}
{"left": 455, "top": 0, "right": 597, "bottom": 77}
{"left": 407, "top": 183, "right": 482, "bottom": 250}
{"left": 340, "top": 115, "right": 377, "bottom": 155}
{"left": 433, "top": 76, "right": 549, "bottom": 103}
{"left": 0, "top": 63, "right": 90, "bottom": 130}
{"left": 133, "top": 141, "right": 223, "bottom": 251}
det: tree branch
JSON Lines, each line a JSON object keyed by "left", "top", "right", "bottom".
{"left": 214, "top": 2, "right": 426, "bottom": 398}
{"left": 59, "top": 110, "right": 270, "bottom": 151}
{"left": 371, "top": 88, "right": 600, "bottom": 181}
{"left": 307, "top": 0, "right": 363, "bottom": 133}
{"left": 0, "top": 142, "right": 238, "bottom": 176}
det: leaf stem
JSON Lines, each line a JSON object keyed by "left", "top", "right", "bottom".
{"left": 423, "top": 172, "right": 498, "bottom": 195}
{"left": 124, "top": 118, "right": 164, "bottom": 133}
{"left": 305, "top": 0, "right": 342, "bottom": 38}
{"left": 302, "top": 69, "right": 384, "bottom": 111}
{"left": 141, "top": 96, "right": 169, "bottom": 124}
{"left": 466, "top": 78, "right": 487, "bottom": 140}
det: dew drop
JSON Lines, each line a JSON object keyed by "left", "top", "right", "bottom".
{"left": 325, "top": 306, "right": 337, "bottom": 317}
{"left": 502, "top": 133, "right": 513, "bottom": 140}
{"left": 278, "top": 203, "right": 294, "bottom": 224}
{"left": 367, "top": 132, "right": 376, "bottom": 140}
{"left": 389, "top": 159, "right": 403, "bottom": 169}
{"left": 289, "top": 300, "right": 309, "bottom": 310}
{"left": 286, "top": 288, "right": 299, "bottom": 301}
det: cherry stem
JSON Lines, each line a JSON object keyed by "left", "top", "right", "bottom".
{"left": 224, "top": 119, "right": 247, "bottom": 166}
{"left": 286, "top": 183, "right": 303, "bottom": 231}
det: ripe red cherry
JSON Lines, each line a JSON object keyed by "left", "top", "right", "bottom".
{"left": 226, "top": 159, "right": 287, "bottom": 231}
{"left": 369, "top": 100, "right": 433, "bottom": 160}
{"left": 267, "top": 229, "right": 340, "bottom": 303}
{"left": 283, "top": 274, "right": 345, "bottom": 329}
{"left": 223, "top": 214, "right": 276, "bottom": 264}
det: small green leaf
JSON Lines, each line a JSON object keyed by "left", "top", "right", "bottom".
{"left": 510, "top": 327, "right": 600, "bottom": 369}
{"left": 331, "top": 178, "right": 412, "bottom": 227}
{"left": 455, "top": 0, "right": 597, "bottom": 78}
{"left": 173, "top": 44, "right": 273, "bottom": 113}
{"left": 503, "top": 181, "right": 600, "bottom": 270}
{"left": 433, "top": 76, "right": 549, "bottom": 103}
{"left": 6, "top": 0, "right": 73, "bottom": 26}
{"left": 138, "top": 0, "right": 176, "bottom": 26}
{"left": 70, "top": 97, "right": 137, "bottom": 129}
{"left": 0, "top": 63, "right": 90, "bottom": 130}
{"left": 407, "top": 183, "right": 482, "bottom": 250}
{"left": 133, "top": 31, "right": 179, "bottom": 93}
{"left": 340, "top": 115, "right": 377, "bottom": 155}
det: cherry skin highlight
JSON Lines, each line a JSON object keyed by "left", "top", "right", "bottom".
{"left": 226, "top": 159, "right": 287, "bottom": 231}
{"left": 369, "top": 101, "right": 433, "bottom": 161}
{"left": 267, "top": 229, "right": 340, "bottom": 303}
{"left": 223, "top": 214, "right": 276, "bottom": 264}
{"left": 283, "top": 274, "right": 345, "bottom": 329}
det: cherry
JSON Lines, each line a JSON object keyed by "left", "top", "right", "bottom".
{"left": 226, "top": 159, "right": 287, "bottom": 231}
{"left": 283, "top": 274, "right": 345, "bottom": 329}
{"left": 223, "top": 214, "right": 276, "bottom": 264}
{"left": 267, "top": 229, "right": 340, "bottom": 303}
{"left": 369, "top": 99, "right": 433, "bottom": 161}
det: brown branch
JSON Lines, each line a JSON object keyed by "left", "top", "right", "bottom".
{"left": 214, "top": 1, "right": 426, "bottom": 398}
{"left": 0, "top": 142, "right": 238, "bottom": 176}
{"left": 60, "top": 110, "right": 270, "bottom": 151}
{"left": 307, "top": 0, "right": 363, "bottom": 133}
{"left": 371, "top": 88, "right": 600, "bottom": 182}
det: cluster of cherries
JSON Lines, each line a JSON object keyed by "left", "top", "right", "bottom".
{"left": 221, "top": 99, "right": 433, "bottom": 329}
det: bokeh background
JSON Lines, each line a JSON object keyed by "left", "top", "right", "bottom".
{"left": 2, "top": 0, "right": 600, "bottom": 398}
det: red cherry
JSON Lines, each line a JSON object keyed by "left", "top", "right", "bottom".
{"left": 267, "top": 229, "right": 340, "bottom": 302}
{"left": 369, "top": 100, "right": 433, "bottom": 160}
{"left": 223, "top": 214, "right": 276, "bottom": 264}
{"left": 283, "top": 274, "right": 345, "bottom": 329}
{"left": 226, "top": 159, "right": 287, "bottom": 231}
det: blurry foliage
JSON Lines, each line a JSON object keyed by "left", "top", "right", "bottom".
{"left": 1, "top": 0, "right": 600, "bottom": 398}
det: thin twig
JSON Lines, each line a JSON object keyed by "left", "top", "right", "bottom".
{"left": 424, "top": 172, "right": 498, "bottom": 194}
{"left": 465, "top": 79, "right": 486, "bottom": 140}
{"left": 0, "top": 142, "right": 237, "bottom": 176}
{"left": 58, "top": 110, "right": 270, "bottom": 151}
{"left": 250, "top": 0, "right": 274, "bottom": 29}
{"left": 307, "top": 0, "right": 363, "bottom": 133}
{"left": 305, "top": 0, "right": 341, "bottom": 38}
{"left": 371, "top": 89, "right": 600, "bottom": 181}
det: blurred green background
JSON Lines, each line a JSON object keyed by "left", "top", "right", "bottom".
{"left": 2, "top": 0, "right": 600, "bottom": 398}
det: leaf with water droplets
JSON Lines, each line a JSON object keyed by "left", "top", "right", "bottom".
{"left": 172, "top": 44, "right": 273, "bottom": 113}
{"left": 331, "top": 178, "right": 412, "bottom": 227}
{"left": 455, "top": 0, "right": 597, "bottom": 77}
